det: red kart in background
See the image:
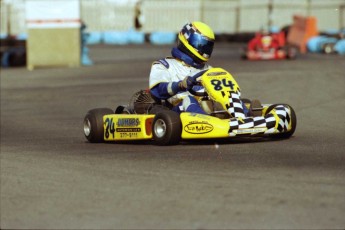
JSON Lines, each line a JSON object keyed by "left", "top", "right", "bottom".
{"left": 242, "top": 30, "right": 298, "bottom": 60}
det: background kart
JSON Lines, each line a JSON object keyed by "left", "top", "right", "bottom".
{"left": 307, "top": 29, "right": 345, "bottom": 55}
{"left": 83, "top": 68, "right": 297, "bottom": 145}
{"left": 242, "top": 31, "right": 297, "bottom": 60}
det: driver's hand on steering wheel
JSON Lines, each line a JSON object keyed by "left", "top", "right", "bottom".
{"left": 178, "top": 70, "right": 208, "bottom": 91}
{"left": 178, "top": 76, "right": 194, "bottom": 91}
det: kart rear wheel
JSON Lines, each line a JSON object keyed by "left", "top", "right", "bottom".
{"left": 152, "top": 111, "right": 182, "bottom": 145}
{"left": 265, "top": 104, "right": 297, "bottom": 139}
{"left": 148, "top": 104, "right": 170, "bottom": 114}
{"left": 115, "top": 105, "right": 133, "bottom": 114}
{"left": 84, "top": 108, "right": 113, "bottom": 143}
{"left": 286, "top": 45, "right": 298, "bottom": 59}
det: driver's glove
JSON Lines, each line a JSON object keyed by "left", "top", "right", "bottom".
{"left": 178, "top": 76, "right": 194, "bottom": 91}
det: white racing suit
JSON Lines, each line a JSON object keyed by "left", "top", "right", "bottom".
{"left": 149, "top": 57, "right": 211, "bottom": 114}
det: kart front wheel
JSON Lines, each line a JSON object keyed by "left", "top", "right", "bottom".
{"left": 84, "top": 108, "right": 113, "bottom": 143}
{"left": 152, "top": 111, "right": 182, "bottom": 145}
{"left": 265, "top": 104, "right": 297, "bottom": 139}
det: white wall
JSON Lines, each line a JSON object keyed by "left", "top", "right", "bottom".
{"left": 1, "top": 0, "right": 344, "bottom": 36}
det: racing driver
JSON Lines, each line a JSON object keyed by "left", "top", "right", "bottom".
{"left": 149, "top": 21, "right": 250, "bottom": 118}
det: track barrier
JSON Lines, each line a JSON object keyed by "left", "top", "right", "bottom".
{"left": 287, "top": 15, "right": 318, "bottom": 53}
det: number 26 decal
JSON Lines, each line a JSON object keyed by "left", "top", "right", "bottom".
{"left": 211, "top": 79, "right": 234, "bottom": 91}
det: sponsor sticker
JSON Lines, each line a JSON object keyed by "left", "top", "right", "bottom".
{"left": 207, "top": 71, "right": 227, "bottom": 76}
{"left": 117, "top": 118, "right": 140, "bottom": 127}
{"left": 119, "top": 132, "right": 138, "bottom": 138}
{"left": 234, "top": 127, "right": 267, "bottom": 134}
{"left": 184, "top": 122, "right": 214, "bottom": 134}
{"left": 116, "top": 128, "right": 141, "bottom": 132}
{"left": 104, "top": 117, "right": 141, "bottom": 139}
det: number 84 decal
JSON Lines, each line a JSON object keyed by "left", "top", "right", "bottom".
{"left": 211, "top": 79, "right": 234, "bottom": 91}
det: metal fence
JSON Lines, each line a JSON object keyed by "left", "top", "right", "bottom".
{"left": 1, "top": 0, "right": 344, "bottom": 36}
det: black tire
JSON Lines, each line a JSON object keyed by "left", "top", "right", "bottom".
{"left": 265, "top": 104, "right": 297, "bottom": 139}
{"left": 114, "top": 105, "right": 133, "bottom": 114}
{"left": 285, "top": 45, "right": 298, "bottom": 59}
{"left": 148, "top": 104, "right": 170, "bottom": 114}
{"left": 152, "top": 111, "right": 182, "bottom": 145}
{"left": 322, "top": 43, "right": 335, "bottom": 54}
{"left": 83, "top": 108, "right": 113, "bottom": 143}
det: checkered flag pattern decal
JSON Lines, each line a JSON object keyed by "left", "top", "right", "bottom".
{"left": 225, "top": 91, "right": 246, "bottom": 119}
{"left": 181, "top": 23, "right": 196, "bottom": 40}
{"left": 228, "top": 105, "right": 292, "bottom": 136}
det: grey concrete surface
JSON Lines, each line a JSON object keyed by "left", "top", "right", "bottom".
{"left": 1, "top": 43, "right": 345, "bottom": 229}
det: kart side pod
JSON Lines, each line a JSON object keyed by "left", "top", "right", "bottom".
{"left": 151, "top": 111, "right": 231, "bottom": 145}
{"left": 103, "top": 114, "right": 155, "bottom": 141}
{"left": 83, "top": 108, "right": 154, "bottom": 143}
{"left": 180, "top": 113, "right": 230, "bottom": 139}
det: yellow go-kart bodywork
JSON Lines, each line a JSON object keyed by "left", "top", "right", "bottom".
{"left": 101, "top": 113, "right": 231, "bottom": 142}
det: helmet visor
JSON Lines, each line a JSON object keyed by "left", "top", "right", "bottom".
{"left": 188, "top": 32, "right": 214, "bottom": 58}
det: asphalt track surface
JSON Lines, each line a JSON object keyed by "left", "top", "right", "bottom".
{"left": 1, "top": 43, "right": 345, "bottom": 229}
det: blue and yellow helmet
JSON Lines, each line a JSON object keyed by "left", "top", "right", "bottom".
{"left": 177, "top": 21, "right": 215, "bottom": 64}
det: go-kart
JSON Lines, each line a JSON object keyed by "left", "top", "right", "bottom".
{"left": 307, "top": 29, "right": 345, "bottom": 55}
{"left": 242, "top": 31, "right": 297, "bottom": 60}
{"left": 83, "top": 67, "right": 297, "bottom": 145}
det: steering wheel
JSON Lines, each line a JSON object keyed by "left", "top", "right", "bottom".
{"left": 188, "top": 70, "right": 208, "bottom": 97}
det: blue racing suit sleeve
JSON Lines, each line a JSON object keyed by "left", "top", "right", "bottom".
{"left": 150, "top": 82, "right": 181, "bottom": 100}
{"left": 151, "top": 83, "right": 205, "bottom": 100}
